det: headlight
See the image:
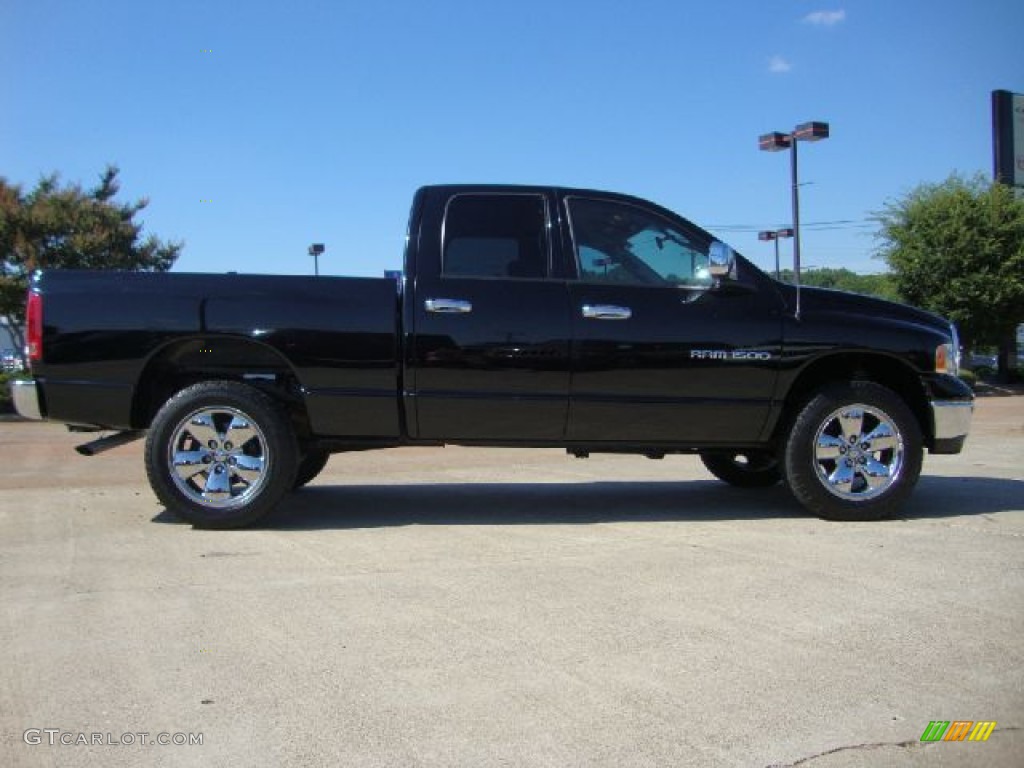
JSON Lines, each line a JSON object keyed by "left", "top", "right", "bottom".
{"left": 935, "top": 324, "right": 960, "bottom": 376}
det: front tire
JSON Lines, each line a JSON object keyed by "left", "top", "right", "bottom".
{"left": 700, "top": 450, "right": 782, "bottom": 488}
{"left": 145, "top": 381, "right": 298, "bottom": 529}
{"left": 783, "top": 381, "right": 922, "bottom": 521}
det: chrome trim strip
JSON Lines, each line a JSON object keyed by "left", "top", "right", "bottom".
{"left": 931, "top": 399, "right": 973, "bottom": 441}
{"left": 10, "top": 379, "right": 43, "bottom": 421}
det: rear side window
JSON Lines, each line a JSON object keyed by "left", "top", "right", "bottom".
{"left": 442, "top": 195, "right": 548, "bottom": 279}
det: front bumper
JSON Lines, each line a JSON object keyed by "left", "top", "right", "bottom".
{"left": 930, "top": 399, "right": 973, "bottom": 454}
{"left": 10, "top": 379, "right": 43, "bottom": 421}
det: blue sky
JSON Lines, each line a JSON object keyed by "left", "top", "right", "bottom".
{"left": 3, "top": 0, "right": 1022, "bottom": 277}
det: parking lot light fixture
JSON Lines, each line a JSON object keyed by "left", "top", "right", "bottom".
{"left": 793, "top": 122, "right": 830, "bottom": 142}
{"left": 758, "top": 132, "right": 792, "bottom": 152}
{"left": 308, "top": 243, "right": 325, "bottom": 276}
{"left": 758, "top": 228, "right": 795, "bottom": 279}
{"left": 759, "top": 122, "right": 830, "bottom": 318}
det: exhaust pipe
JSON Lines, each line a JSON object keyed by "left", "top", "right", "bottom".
{"left": 75, "top": 430, "right": 144, "bottom": 457}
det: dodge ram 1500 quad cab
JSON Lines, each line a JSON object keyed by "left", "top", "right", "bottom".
{"left": 11, "top": 185, "right": 973, "bottom": 528}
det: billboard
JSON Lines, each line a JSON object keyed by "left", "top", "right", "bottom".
{"left": 992, "top": 90, "right": 1024, "bottom": 189}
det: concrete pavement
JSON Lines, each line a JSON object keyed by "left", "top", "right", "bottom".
{"left": 1, "top": 397, "right": 1022, "bottom": 767}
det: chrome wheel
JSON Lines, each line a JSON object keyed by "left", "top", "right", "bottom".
{"left": 167, "top": 406, "right": 269, "bottom": 509}
{"left": 812, "top": 403, "right": 904, "bottom": 502}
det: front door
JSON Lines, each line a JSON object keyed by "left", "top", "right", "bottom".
{"left": 563, "top": 195, "right": 782, "bottom": 444}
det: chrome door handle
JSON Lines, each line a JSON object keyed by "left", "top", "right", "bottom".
{"left": 425, "top": 298, "right": 473, "bottom": 314}
{"left": 582, "top": 304, "right": 632, "bottom": 320}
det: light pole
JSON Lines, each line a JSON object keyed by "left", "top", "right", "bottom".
{"left": 308, "top": 243, "right": 325, "bottom": 276}
{"left": 758, "top": 228, "right": 794, "bottom": 280}
{"left": 758, "top": 121, "right": 829, "bottom": 317}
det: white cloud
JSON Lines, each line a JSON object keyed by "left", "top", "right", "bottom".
{"left": 803, "top": 9, "right": 846, "bottom": 26}
{"left": 768, "top": 55, "right": 792, "bottom": 74}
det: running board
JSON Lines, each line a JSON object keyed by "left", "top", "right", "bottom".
{"left": 75, "top": 430, "right": 144, "bottom": 456}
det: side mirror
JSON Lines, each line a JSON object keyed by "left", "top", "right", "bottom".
{"left": 708, "top": 241, "right": 736, "bottom": 279}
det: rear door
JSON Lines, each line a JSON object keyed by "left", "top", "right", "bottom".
{"left": 409, "top": 190, "right": 572, "bottom": 441}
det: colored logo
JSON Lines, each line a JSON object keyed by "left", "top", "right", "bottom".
{"left": 920, "top": 721, "right": 996, "bottom": 742}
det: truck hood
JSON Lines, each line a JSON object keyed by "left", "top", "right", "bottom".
{"left": 782, "top": 283, "right": 952, "bottom": 336}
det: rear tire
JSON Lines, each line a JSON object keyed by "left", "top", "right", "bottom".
{"left": 293, "top": 447, "right": 330, "bottom": 489}
{"left": 700, "top": 450, "right": 782, "bottom": 488}
{"left": 145, "top": 381, "right": 298, "bottom": 529}
{"left": 783, "top": 381, "right": 922, "bottom": 521}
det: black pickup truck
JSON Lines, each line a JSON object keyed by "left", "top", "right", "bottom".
{"left": 11, "top": 184, "right": 973, "bottom": 528}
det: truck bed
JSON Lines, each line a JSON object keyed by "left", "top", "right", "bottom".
{"left": 32, "top": 270, "right": 402, "bottom": 436}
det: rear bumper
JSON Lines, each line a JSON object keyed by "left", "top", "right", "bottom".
{"left": 930, "top": 399, "right": 973, "bottom": 454}
{"left": 10, "top": 379, "right": 43, "bottom": 421}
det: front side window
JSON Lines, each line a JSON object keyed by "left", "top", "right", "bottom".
{"left": 568, "top": 197, "right": 713, "bottom": 288}
{"left": 442, "top": 195, "right": 548, "bottom": 279}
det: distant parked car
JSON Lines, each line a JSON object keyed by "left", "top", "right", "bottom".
{"left": 1, "top": 350, "right": 23, "bottom": 373}
{"left": 967, "top": 353, "right": 997, "bottom": 370}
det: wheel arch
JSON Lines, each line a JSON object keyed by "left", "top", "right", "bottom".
{"left": 130, "top": 336, "right": 313, "bottom": 439}
{"left": 771, "top": 353, "right": 932, "bottom": 448}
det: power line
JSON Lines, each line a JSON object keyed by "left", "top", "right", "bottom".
{"left": 707, "top": 219, "right": 873, "bottom": 232}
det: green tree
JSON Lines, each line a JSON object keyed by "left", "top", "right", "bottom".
{"left": 874, "top": 174, "right": 1024, "bottom": 377}
{"left": 777, "top": 267, "right": 900, "bottom": 302}
{"left": 0, "top": 166, "right": 182, "bottom": 363}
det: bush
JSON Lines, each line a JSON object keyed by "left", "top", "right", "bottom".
{"left": 972, "top": 365, "right": 996, "bottom": 380}
{"left": 957, "top": 370, "right": 978, "bottom": 390}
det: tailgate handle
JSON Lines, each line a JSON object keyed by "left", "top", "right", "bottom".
{"left": 582, "top": 304, "right": 632, "bottom": 320}
{"left": 425, "top": 298, "right": 473, "bottom": 314}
